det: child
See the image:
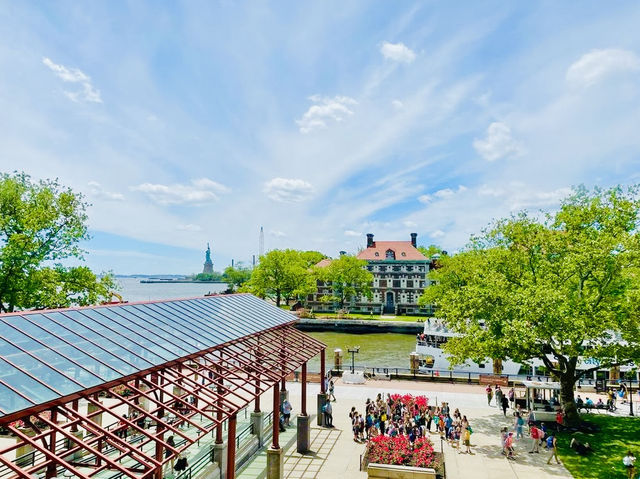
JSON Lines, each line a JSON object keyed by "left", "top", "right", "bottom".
{"left": 463, "top": 426, "right": 472, "bottom": 454}
{"left": 505, "top": 432, "right": 516, "bottom": 460}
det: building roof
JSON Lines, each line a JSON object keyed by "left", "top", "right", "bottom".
{"left": 0, "top": 294, "right": 298, "bottom": 418}
{"left": 357, "top": 241, "right": 428, "bottom": 261}
{"left": 314, "top": 258, "right": 333, "bottom": 268}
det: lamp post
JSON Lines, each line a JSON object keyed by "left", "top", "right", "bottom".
{"left": 630, "top": 378, "right": 634, "bottom": 416}
{"left": 347, "top": 347, "right": 360, "bottom": 374}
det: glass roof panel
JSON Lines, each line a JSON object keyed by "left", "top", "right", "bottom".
{"left": 78, "top": 309, "right": 170, "bottom": 363}
{"left": 0, "top": 382, "right": 34, "bottom": 415}
{"left": 0, "top": 338, "right": 79, "bottom": 398}
{"left": 0, "top": 319, "right": 103, "bottom": 388}
{"left": 61, "top": 311, "right": 155, "bottom": 371}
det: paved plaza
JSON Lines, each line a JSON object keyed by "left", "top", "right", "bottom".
{"left": 265, "top": 379, "right": 575, "bottom": 479}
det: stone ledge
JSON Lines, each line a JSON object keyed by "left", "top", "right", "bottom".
{"left": 367, "top": 463, "right": 436, "bottom": 479}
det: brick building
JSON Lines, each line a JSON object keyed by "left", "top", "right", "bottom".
{"left": 306, "top": 233, "right": 434, "bottom": 316}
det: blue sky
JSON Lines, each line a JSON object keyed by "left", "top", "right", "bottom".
{"left": 1, "top": 1, "right": 640, "bottom": 274}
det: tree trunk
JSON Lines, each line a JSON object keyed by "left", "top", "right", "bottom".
{"left": 559, "top": 373, "right": 579, "bottom": 425}
{"left": 276, "top": 291, "right": 281, "bottom": 307}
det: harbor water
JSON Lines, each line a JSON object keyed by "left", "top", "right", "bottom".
{"left": 115, "top": 278, "right": 415, "bottom": 369}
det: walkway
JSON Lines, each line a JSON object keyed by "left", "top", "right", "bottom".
{"left": 278, "top": 379, "right": 573, "bottom": 479}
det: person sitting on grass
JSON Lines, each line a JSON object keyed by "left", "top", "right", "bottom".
{"left": 570, "top": 437, "right": 593, "bottom": 456}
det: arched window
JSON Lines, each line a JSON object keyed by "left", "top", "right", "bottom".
{"left": 385, "top": 249, "right": 395, "bottom": 260}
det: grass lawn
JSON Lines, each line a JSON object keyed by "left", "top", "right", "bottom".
{"left": 556, "top": 414, "right": 640, "bottom": 479}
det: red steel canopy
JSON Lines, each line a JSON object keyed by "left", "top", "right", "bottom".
{"left": 0, "top": 294, "right": 324, "bottom": 478}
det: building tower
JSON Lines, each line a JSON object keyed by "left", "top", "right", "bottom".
{"left": 202, "top": 243, "right": 214, "bottom": 274}
{"left": 259, "top": 226, "right": 264, "bottom": 260}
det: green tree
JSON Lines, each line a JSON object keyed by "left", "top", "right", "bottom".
{"left": 317, "top": 255, "right": 373, "bottom": 309}
{"left": 0, "top": 172, "right": 115, "bottom": 312}
{"left": 420, "top": 186, "right": 640, "bottom": 424}
{"left": 222, "top": 264, "right": 252, "bottom": 291}
{"left": 244, "top": 249, "right": 316, "bottom": 307}
{"left": 417, "top": 244, "right": 443, "bottom": 258}
{"left": 299, "top": 250, "right": 327, "bottom": 268}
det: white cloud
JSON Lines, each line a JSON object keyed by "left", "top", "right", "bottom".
{"left": 434, "top": 188, "right": 454, "bottom": 198}
{"left": 263, "top": 178, "right": 314, "bottom": 202}
{"left": 431, "top": 230, "right": 445, "bottom": 238}
{"left": 132, "top": 177, "right": 230, "bottom": 205}
{"left": 87, "top": 181, "right": 124, "bottom": 201}
{"left": 380, "top": 42, "right": 416, "bottom": 63}
{"left": 391, "top": 99, "right": 404, "bottom": 109}
{"left": 418, "top": 194, "right": 432, "bottom": 204}
{"left": 566, "top": 48, "right": 640, "bottom": 88}
{"left": 269, "top": 229, "right": 286, "bottom": 237}
{"left": 403, "top": 220, "right": 418, "bottom": 228}
{"left": 42, "top": 57, "right": 102, "bottom": 103}
{"left": 176, "top": 224, "right": 202, "bottom": 232}
{"left": 478, "top": 185, "right": 505, "bottom": 197}
{"left": 296, "top": 95, "right": 357, "bottom": 133}
{"left": 344, "top": 230, "right": 362, "bottom": 237}
{"left": 473, "top": 122, "right": 521, "bottom": 162}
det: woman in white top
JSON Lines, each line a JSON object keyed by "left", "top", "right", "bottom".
{"left": 623, "top": 451, "right": 636, "bottom": 479}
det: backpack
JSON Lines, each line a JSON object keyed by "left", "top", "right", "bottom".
{"left": 546, "top": 436, "right": 554, "bottom": 448}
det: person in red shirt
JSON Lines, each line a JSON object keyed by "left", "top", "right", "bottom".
{"left": 555, "top": 410, "right": 564, "bottom": 431}
{"left": 529, "top": 425, "right": 542, "bottom": 453}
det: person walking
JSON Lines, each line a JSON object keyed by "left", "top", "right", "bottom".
{"left": 624, "top": 451, "right": 636, "bottom": 479}
{"left": 495, "top": 386, "right": 503, "bottom": 408}
{"left": 546, "top": 435, "right": 561, "bottom": 464}
{"left": 323, "top": 400, "right": 333, "bottom": 427}
{"left": 529, "top": 425, "right": 542, "bottom": 453}
{"left": 508, "top": 387, "right": 515, "bottom": 409}
{"left": 282, "top": 399, "right": 293, "bottom": 426}
{"left": 328, "top": 379, "right": 336, "bottom": 402}
{"left": 501, "top": 394, "right": 509, "bottom": 416}
{"left": 486, "top": 384, "right": 493, "bottom": 406}
{"left": 463, "top": 426, "right": 473, "bottom": 454}
{"left": 514, "top": 412, "right": 524, "bottom": 439}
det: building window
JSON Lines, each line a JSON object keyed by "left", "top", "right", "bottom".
{"left": 418, "top": 266, "right": 425, "bottom": 272}
{"left": 420, "top": 281, "right": 425, "bottom": 287}
{"left": 407, "top": 280, "right": 413, "bottom": 288}
{"left": 392, "top": 266, "right": 401, "bottom": 272}
{"left": 380, "top": 280, "right": 387, "bottom": 287}
{"left": 401, "top": 252, "right": 406, "bottom": 256}
{"left": 367, "top": 265, "right": 373, "bottom": 271}
{"left": 379, "top": 266, "right": 387, "bottom": 272}
{"left": 375, "top": 252, "right": 379, "bottom": 257}
{"left": 406, "top": 266, "right": 413, "bottom": 271}
{"left": 385, "top": 249, "right": 396, "bottom": 260}
{"left": 393, "top": 280, "right": 401, "bottom": 288}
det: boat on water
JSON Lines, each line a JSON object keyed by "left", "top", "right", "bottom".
{"left": 415, "top": 319, "right": 635, "bottom": 379}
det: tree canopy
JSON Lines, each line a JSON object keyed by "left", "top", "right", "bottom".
{"left": 421, "top": 186, "right": 640, "bottom": 423}
{"left": 0, "top": 172, "right": 115, "bottom": 312}
{"left": 316, "top": 254, "right": 373, "bottom": 309}
{"left": 243, "top": 249, "right": 322, "bottom": 306}
{"left": 222, "top": 264, "right": 252, "bottom": 291}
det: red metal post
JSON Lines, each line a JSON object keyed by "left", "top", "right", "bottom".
{"left": 280, "top": 378, "right": 286, "bottom": 392}
{"left": 301, "top": 362, "right": 307, "bottom": 416}
{"left": 272, "top": 384, "right": 279, "bottom": 449}
{"left": 216, "top": 365, "right": 223, "bottom": 444}
{"left": 46, "top": 408, "right": 57, "bottom": 478}
{"left": 226, "top": 413, "right": 237, "bottom": 479}
{"left": 320, "top": 349, "right": 326, "bottom": 393}
{"left": 70, "top": 400, "right": 79, "bottom": 432}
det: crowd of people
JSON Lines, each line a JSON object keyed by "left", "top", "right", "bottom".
{"left": 348, "top": 393, "right": 474, "bottom": 454}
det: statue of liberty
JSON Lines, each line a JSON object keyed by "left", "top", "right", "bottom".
{"left": 203, "top": 243, "right": 214, "bottom": 274}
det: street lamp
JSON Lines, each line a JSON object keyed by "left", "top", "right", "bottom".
{"left": 629, "top": 377, "right": 634, "bottom": 416}
{"left": 347, "top": 347, "right": 360, "bottom": 374}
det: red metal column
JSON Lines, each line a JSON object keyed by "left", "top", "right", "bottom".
{"left": 70, "top": 400, "right": 78, "bottom": 432}
{"left": 320, "top": 349, "right": 326, "bottom": 393}
{"left": 226, "top": 413, "right": 237, "bottom": 479}
{"left": 45, "top": 408, "right": 57, "bottom": 478}
{"left": 301, "top": 362, "right": 307, "bottom": 416}
{"left": 154, "top": 372, "right": 164, "bottom": 479}
{"left": 216, "top": 365, "right": 223, "bottom": 444}
{"left": 280, "top": 378, "right": 286, "bottom": 392}
{"left": 272, "top": 384, "right": 279, "bottom": 449}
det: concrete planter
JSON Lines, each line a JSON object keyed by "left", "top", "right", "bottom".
{"left": 367, "top": 463, "right": 436, "bottom": 479}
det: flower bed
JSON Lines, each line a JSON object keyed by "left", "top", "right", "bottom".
{"left": 366, "top": 435, "right": 438, "bottom": 469}
{"left": 388, "top": 393, "right": 429, "bottom": 412}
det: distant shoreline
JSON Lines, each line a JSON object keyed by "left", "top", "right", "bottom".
{"left": 139, "top": 280, "right": 227, "bottom": 284}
